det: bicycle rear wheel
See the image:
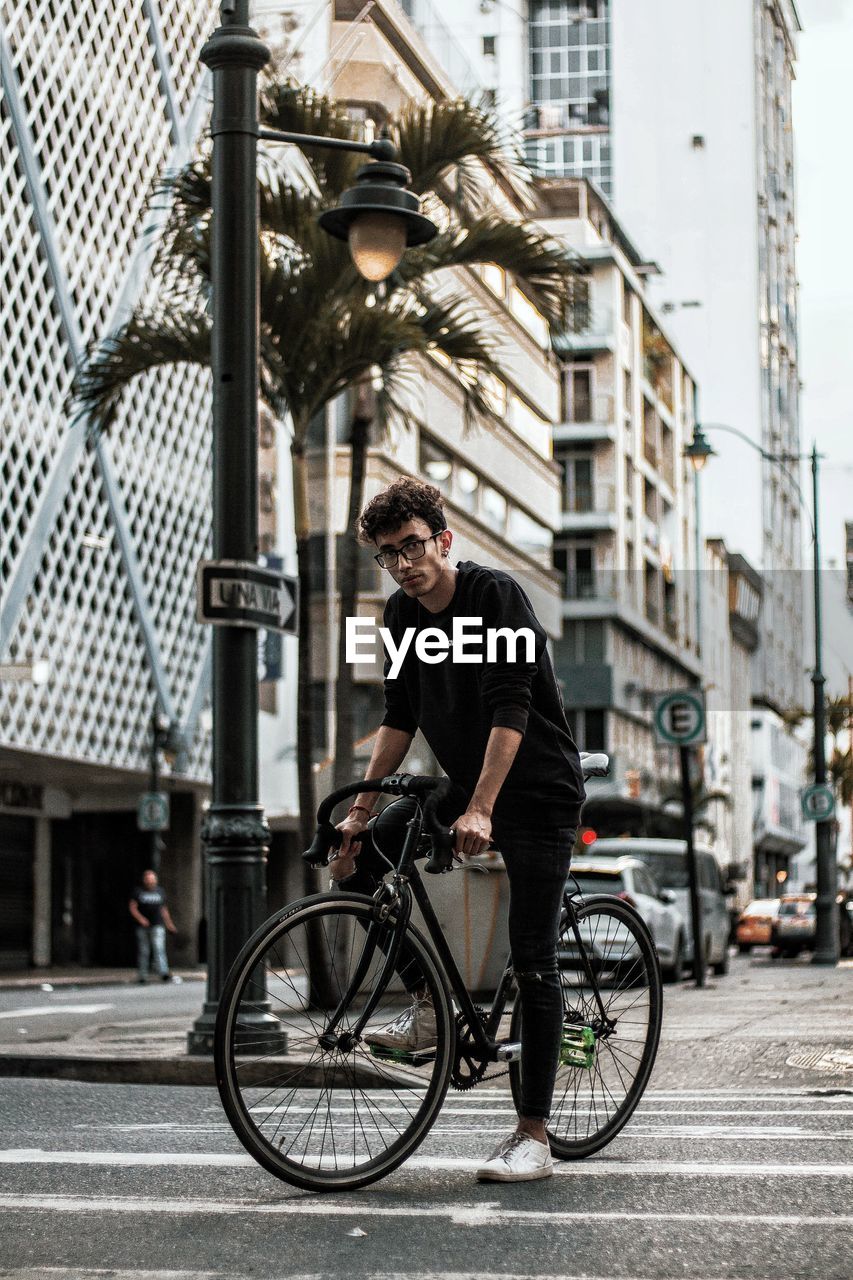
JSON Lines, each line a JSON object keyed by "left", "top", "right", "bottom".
{"left": 509, "top": 895, "right": 662, "bottom": 1159}
{"left": 215, "top": 893, "right": 453, "bottom": 1192}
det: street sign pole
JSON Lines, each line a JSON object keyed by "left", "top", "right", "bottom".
{"left": 679, "top": 746, "right": 704, "bottom": 988}
{"left": 653, "top": 689, "right": 707, "bottom": 988}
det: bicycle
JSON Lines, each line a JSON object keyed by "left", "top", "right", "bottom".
{"left": 214, "top": 753, "right": 663, "bottom": 1192}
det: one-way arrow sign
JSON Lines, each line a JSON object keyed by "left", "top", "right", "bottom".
{"left": 197, "top": 560, "right": 298, "bottom": 634}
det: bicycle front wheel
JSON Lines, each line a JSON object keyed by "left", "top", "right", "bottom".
{"left": 509, "top": 895, "right": 662, "bottom": 1159}
{"left": 215, "top": 893, "right": 454, "bottom": 1192}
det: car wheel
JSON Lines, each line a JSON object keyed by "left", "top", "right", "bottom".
{"left": 737, "top": 942, "right": 752, "bottom": 954}
{"left": 662, "top": 933, "right": 683, "bottom": 984}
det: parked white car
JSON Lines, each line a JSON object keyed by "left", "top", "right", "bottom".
{"left": 569, "top": 855, "right": 686, "bottom": 983}
{"left": 587, "top": 838, "right": 732, "bottom": 976}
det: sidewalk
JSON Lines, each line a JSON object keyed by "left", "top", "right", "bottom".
{"left": 0, "top": 952, "right": 850, "bottom": 1089}
{"left": 0, "top": 966, "right": 206, "bottom": 991}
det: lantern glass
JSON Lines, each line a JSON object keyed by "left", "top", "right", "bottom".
{"left": 348, "top": 212, "right": 407, "bottom": 282}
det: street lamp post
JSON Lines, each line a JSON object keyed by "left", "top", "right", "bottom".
{"left": 684, "top": 426, "right": 838, "bottom": 966}
{"left": 188, "top": 3, "right": 437, "bottom": 1053}
{"left": 149, "top": 710, "right": 170, "bottom": 874}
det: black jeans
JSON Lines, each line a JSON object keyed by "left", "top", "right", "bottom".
{"left": 492, "top": 815, "right": 576, "bottom": 1120}
{"left": 339, "top": 804, "right": 575, "bottom": 1119}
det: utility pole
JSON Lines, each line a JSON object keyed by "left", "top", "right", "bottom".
{"left": 811, "top": 444, "right": 838, "bottom": 964}
{"left": 680, "top": 745, "right": 705, "bottom": 987}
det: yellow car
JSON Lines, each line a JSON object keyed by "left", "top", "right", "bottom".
{"left": 736, "top": 899, "right": 780, "bottom": 952}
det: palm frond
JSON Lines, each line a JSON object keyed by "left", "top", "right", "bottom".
{"left": 72, "top": 310, "right": 211, "bottom": 431}
{"left": 260, "top": 80, "right": 362, "bottom": 198}
{"left": 395, "top": 99, "right": 528, "bottom": 212}
{"left": 393, "top": 216, "right": 585, "bottom": 327}
{"left": 262, "top": 295, "right": 427, "bottom": 434}
{"left": 412, "top": 290, "right": 504, "bottom": 429}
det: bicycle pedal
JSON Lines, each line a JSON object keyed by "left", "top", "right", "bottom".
{"left": 494, "top": 1041, "right": 522, "bottom": 1062}
{"left": 560, "top": 1025, "right": 596, "bottom": 1069}
{"left": 368, "top": 1044, "right": 436, "bottom": 1066}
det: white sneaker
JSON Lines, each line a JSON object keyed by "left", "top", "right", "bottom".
{"left": 363, "top": 992, "right": 437, "bottom": 1052}
{"left": 476, "top": 1132, "right": 554, "bottom": 1182}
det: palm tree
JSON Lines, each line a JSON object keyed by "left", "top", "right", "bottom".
{"left": 72, "top": 83, "right": 586, "bottom": 893}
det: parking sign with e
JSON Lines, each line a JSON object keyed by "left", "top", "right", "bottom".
{"left": 652, "top": 690, "right": 706, "bottom": 746}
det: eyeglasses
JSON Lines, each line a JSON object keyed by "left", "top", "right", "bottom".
{"left": 374, "top": 531, "right": 446, "bottom": 570}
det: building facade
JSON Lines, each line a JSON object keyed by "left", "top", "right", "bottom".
{"left": 296, "top": 0, "right": 567, "bottom": 793}
{"left": 536, "top": 177, "right": 704, "bottom": 832}
{"left": 0, "top": 0, "right": 222, "bottom": 968}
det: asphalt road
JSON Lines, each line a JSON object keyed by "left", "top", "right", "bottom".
{"left": 1, "top": 1072, "right": 850, "bottom": 1279}
{"left": 0, "top": 980, "right": 202, "bottom": 1046}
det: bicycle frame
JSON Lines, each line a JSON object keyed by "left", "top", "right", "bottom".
{"left": 321, "top": 799, "right": 613, "bottom": 1059}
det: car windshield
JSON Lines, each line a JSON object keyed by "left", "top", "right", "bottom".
{"left": 779, "top": 901, "right": 814, "bottom": 917}
{"left": 571, "top": 872, "right": 625, "bottom": 896}
{"left": 633, "top": 853, "right": 689, "bottom": 889}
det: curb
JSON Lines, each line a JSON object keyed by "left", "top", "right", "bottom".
{"left": 0, "top": 973, "right": 206, "bottom": 992}
{"left": 0, "top": 1051, "right": 414, "bottom": 1089}
{"left": 0, "top": 1053, "right": 217, "bottom": 1087}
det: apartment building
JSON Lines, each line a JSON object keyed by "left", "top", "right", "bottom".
{"left": 536, "top": 177, "right": 703, "bottom": 829}
{"left": 703, "top": 542, "right": 764, "bottom": 904}
{"left": 280, "top": 0, "right": 567, "bottom": 799}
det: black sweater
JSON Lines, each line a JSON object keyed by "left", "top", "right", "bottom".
{"left": 380, "top": 561, "right": 585, "bottom": 826}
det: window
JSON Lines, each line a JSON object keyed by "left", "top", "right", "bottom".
{"left": 420, "top": 436, "right": 452, "bottom": 490}
{"left": 554, "top": 540, "right": 595, "bottom": 598}
{"left": 623, "top": 367, "right": 633, "bottom": 422}
{"left": 456, "top": 465, "right": 479, "bottom": 514}
{"left": 559, "top": 452, "right": 594, "bottom": 512}
{"left": 508, "top": 507, "right": 551, "bottom": 556}
{"left": 578, "top": 711, "right": 604, "bottom": 747}
{"left": 564, "top": 367, "right": 592, "bottom": 422}
{"left": 508, "top": 394, "right": 551, "bottom": 456}
{"left": 622, "top": 280, "right": 633, "bottom": 327}
{"left": 510, "top": 286, "right": 549, "bottom": 346}
{"left": 482, "top": 263, "right": 506, "bottom": 299}
{"left": 482, "top": 34, "right": 496, "bottom": 56}
{"left": 482, "top": 485, "right": 507, "bottom": 533}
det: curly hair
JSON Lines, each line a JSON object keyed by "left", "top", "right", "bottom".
{"left": 358, "top": 476, "right": 447, "bottom": 545}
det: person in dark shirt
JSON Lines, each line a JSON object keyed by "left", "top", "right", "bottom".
{"left": 331, "top": 476, "right": 585, "bottom": 1182}
{"left": 129, "top": 869, "right": 178, "bottom": 983}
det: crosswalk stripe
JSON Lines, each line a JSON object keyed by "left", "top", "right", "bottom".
{"left": 0, "top": 1192, "right": 850, "bottom": 1227}
{"left": 1, "top": 1150, "right": 851, "bottom": 1176}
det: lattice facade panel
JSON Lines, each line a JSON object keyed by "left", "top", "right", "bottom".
{"left": 158, "top": 0, "right": 218, "bottom": 119}
{"left": 0, "top": 97, "right": 72, "bottom": 590}
{"left": 1, "top": 0, "right": 216, "bottom": 782}
{"left": 0, "top": 446, "right": 154, "bottom": 768}
{"left": 107, "top": 361, "right": 213, "bottom": 716}
{"left": 2, "top": 0, "right": 173, "bottom": 346}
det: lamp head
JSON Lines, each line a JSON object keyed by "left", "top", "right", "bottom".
{"left": 684, "top": 425, "right": 715, "bottom": 473}
{"left": 318, "top": 161, "right": 437, "bottom": 282}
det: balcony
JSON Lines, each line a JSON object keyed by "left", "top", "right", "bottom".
{"left": 553, "top": 393, "right": 617, "bottom": 443}
{"left": 553, "top": 308, "right": 616, "bottom": 358}
{"left": 562, "top": 568, "right": 619, "bottom": 602}
{"left": 560, "top": 482, "right": 618, "bottom": 533}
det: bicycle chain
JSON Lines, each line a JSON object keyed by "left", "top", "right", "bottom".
{"left": 450, "top": 1007, "right": 510, "bottom": 1091}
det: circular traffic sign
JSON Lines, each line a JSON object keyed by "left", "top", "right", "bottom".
{"left": 652, "top": 690, "right": 706, "bottom": 746}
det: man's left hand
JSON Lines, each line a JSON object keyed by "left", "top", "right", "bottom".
{"left": 451, "top": 807, "right": 492, "bottom": 859}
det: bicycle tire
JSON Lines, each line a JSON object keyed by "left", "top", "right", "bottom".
{"left": 508, "top": 894, "right": 662, "bottom": 1159}
{"left": 215, "top": 892, "right": 454, "bottom": 1192}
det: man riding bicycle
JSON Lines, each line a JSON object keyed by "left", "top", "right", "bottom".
{"left": 330, "top": 476, "right": 586, "bottom": 1182}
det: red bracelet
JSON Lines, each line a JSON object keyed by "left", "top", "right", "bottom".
{"left": 348, "top": 804, "right": 374, "bottom": 819}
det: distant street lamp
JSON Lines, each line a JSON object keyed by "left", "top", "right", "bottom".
{"left": 188, "top": 2, "right": 437, "bottom": 1054}
{"left": 684, "top": 424, "right": 837, "bottom": 966}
